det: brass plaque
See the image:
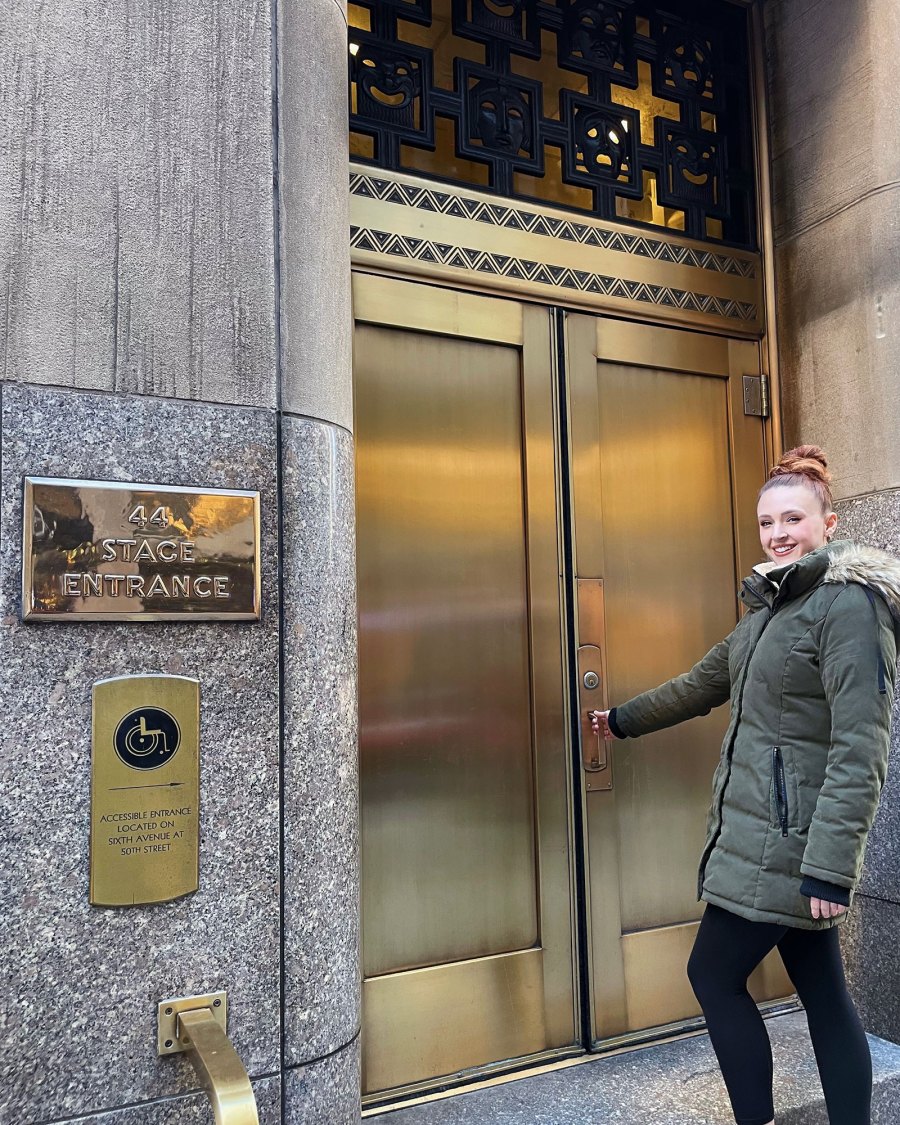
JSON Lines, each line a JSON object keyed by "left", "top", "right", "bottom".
{"left": 90, "top": 675, "right": 200, "bottom": 906}
{"left": 23, "top": 477, "right": 260, "bottom": 621}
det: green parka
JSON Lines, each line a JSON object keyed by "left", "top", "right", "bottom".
{"left": 611, "top": 540, "right": 900, "bottom": 929}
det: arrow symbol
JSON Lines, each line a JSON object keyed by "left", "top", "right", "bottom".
{"left": 108, "top": 781, "right": 185, "bottom": 791}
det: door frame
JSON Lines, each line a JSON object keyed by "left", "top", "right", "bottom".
{"left": 350, "top": 25, "right": 785, "bottom": 1072}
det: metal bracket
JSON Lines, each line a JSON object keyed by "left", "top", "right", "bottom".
{"left": 158, "top": 992, "right": 258, "bottom": 1125}
{"left": 158, "top": 991, "right": 227, "bottom": 1055}
{"left": 742, "top": 373, "right": 770, "bottom": 417}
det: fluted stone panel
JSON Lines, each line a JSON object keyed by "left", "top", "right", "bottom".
{"left": 0, "top": 384, "right": 280, "bottom": 1123}
{"left": 281, "top": 414, "right": 359, "bottom": 1066}
{"left": 0, "top": 1, "right": 276, "bottom": 406}
{"left": 61, "top": 1076, "right": 281, "bottom": 1125}
{"left": 278, "top": 0, "right": 353, "bottom": 432}
{"left": 766, "top": 0, "right": 900, "bottom": 498}
{"left": 765, "top": 0, "right": 900, "bottom": 244}
{"left": 284, "top": 1040, "right": 361, "bottom": 1124}
{"left": 774, "top": 190, "right": 900, "bottom": 499}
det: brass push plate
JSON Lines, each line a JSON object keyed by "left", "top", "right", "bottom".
{"left": 91, "top": 675, "right": 200, "bottom": 907}
{"left": 22, "top": 477, "right": 260, "bottom": 621}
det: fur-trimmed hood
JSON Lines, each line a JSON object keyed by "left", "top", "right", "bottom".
{"left": 824, "top": 542, "right": 900, "bottom": 620}
{"left": 748, "top": 540, "right": 900, "bottom": 622}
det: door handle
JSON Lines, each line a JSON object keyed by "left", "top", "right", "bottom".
{"left": 158, "top": 993, "right": 259, "bottom": 1125}
{"left": 576, "top": 578, "right": 612, "bottom": 792}
{"left": 578, "top": 645, "right": 611, "bottom": 790}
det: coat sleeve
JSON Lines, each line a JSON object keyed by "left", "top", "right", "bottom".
{"left": 612, "top": 630, "right": 734, "bottom": 739}
{"left": 801, "top": 585, "right": 897, "bottom": 890}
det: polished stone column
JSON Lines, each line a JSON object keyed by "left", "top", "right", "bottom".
{"left": 0, "top": 0, "right": 358, "bottom": 1119}
{"left": 766, "top": 0, "right": 900, "bottom": 1042}
{"left": 278, "top": 0, "right": 359, "bottom": 1119}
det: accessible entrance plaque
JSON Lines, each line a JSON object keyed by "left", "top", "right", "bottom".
{"left": 22, "top": 477, "right": 260, "bottom": 621}
{"left": 91, "top": 675, "right": 200, "bottom": 906}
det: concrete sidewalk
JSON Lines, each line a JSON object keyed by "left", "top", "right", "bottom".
{"left": 376, "top": 1013, "right": 900, "bottom": 1124}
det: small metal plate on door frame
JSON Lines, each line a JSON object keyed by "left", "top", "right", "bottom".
{"left": 157, "top": 992, "right": 227, "bottom": 1055}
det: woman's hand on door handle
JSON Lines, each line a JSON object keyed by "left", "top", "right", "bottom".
{"left": 589, "top": 710, "right": 617, "bottom": 740}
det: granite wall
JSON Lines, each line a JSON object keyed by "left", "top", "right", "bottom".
{"left": 0, "top": 0, "right": 358, "bottom": 1122}
{"left": 766, "top": 0, "right": 900, "bottom": 1041}
{"left": 829, "top": 494, "right": 900, "bottom": 1046}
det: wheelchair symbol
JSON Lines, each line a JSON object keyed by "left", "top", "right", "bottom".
{"left": 114, "top": 707, "right": 181, "bottom": 770}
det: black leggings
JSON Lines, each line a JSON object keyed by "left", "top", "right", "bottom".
{"left": 687, "top": 903, "right": 871, "bottom": 1125}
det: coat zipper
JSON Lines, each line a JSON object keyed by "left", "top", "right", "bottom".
{"left": 773, "top": 746, "right": 789, "bottom": 837}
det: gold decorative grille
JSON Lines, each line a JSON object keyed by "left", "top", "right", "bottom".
{"left": 348, "top": 1, "right": 756, "bottom": 247}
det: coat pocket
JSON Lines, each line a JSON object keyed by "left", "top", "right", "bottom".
{"left": 772, "top": 746, "right": 789, "bottom": 838}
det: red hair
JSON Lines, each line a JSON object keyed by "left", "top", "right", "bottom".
{"left": 758, "top": 445, "right": 834, "bottom": 513}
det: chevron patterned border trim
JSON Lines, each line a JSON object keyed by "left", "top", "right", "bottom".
{"left": 350, "top": 226, "right": 758, "bottom": 323}
{"left": 350, "top": 172, "right": 757, "bottom": 280}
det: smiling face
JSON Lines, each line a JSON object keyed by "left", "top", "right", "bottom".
{"left": 757, "top": 483, "right": 838, "bottom": 565}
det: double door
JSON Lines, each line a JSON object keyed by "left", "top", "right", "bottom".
{"left": 353, "top": 274, "right": 790, "bottom": 1104}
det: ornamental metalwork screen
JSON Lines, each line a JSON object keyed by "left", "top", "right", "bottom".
{"left": 348, "top": 1, "right": 756, "bottom": 248}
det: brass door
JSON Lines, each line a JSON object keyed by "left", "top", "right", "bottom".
{"left": 354, "top": 280, "right": 791, "bottom": 1101}
{"left": 354, "top": 275, "right": 578, "bottom": 1100}
{"left": 566, "top": 314, "right": 792, "bottom": 1044}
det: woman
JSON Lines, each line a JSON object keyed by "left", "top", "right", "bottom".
{"left": 591, "top": 446, "right": 900, "bottom": 1125}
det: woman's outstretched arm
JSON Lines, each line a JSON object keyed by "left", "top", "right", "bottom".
{"left": 601, "top": 629, "right": 735, "bottom": 740}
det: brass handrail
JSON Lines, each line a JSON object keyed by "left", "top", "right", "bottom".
{"left": 158, "top": 993, "right": 259, "bottom": 1125}
{"left": 177, "top": 1008, "right": 259, "bottom": 1125}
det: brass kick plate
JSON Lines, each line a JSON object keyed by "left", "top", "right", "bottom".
{"left": 158, "top": 992, "right": 227, "bottom": 1055}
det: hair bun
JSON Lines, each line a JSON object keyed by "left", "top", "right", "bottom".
{"left": 769, "top": 444, "right": 831, "bottom": 485}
